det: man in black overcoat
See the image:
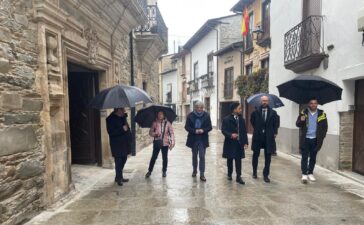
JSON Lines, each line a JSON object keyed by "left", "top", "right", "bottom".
{"left": 221, "top": 103, "right": 249, "bottom": 184}
{"left": 106, "top": 108, "right": 132, "bottom": 186}
{"left": 250, "top": 96, "right": 278, "bottom": 183}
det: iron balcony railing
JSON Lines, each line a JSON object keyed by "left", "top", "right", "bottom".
{"left": 224, "top": 82, "right": 234, "bottom": 99}
{"left": 135, "top": 4, "right": 168, "bottom": 43}
{"left": 200, "top": 74, "right": 214, "bottom": 89}
{"left": 187, "top": 79, "right": 199, "bottom": 93}
{"left": 137, "top": 0, "right": 148, "bottom": 16}
{"left": 284, "top": 15, "right": 324, "bottom": 65}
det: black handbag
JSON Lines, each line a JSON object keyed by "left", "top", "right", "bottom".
{"left": 153, "top": 121, "right": 167, "bottom": 149}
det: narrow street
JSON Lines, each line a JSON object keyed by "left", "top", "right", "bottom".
{"left": 27, "top": 125, "right": 364, "bottom": 225}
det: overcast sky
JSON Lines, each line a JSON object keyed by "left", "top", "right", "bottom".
{"left": 158, "top": 0, "right": 239, "bottom": 54}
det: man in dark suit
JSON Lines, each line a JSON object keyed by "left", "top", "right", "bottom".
{"left": 106, "top": 108, "right": 132, "bottom": 186}
{"left": 251, "top": 96, "right": 279, "bottom": 183}
{"left": 185, "top": 101, "right": 212, "bottom": 182}
{"left": 221, "top": 103, "right": 249, "bottom": 184}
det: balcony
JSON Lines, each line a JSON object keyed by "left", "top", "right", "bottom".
{"left": 135, "top": 4, "right": 168, "bottom": 67}
{"left": 224, "top": 82, "right": 234, "bottom": 99}
{"left": 200, "top": 74, "right": 214, "bottom": 89}
{"left": 187, "top": 80, "right": 199, "bottom": 94}
{"left": 284, "top": 16, "right": 327, "bottom": 73}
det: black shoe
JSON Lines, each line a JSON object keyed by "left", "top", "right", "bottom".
{"left": 117, "top": 181, "right": 123, "bottom": 186}
{"left": 272, "top": 152, "right": 277, "bottom": 156}
{"left": 145, "top": 171, "right": 151, "bottom": 178}
{"left": 162, "top": 172, "right": 167, "bottom": 177}
{"left": 192, "top": 172, "right": 197, "bottom": 177}
{"left": 227, "top": 175, "right": 232, "bottom": 181}
{"left": 252, "top": 173, "right": 258, "bottom": 179}
{"left": 200, "top": 176, "right": 206, "bottom": 182}
{"left": 236, "top": 177, "right": 245, "bottom": 185}
{"left": 264, "top": 176, "right": 271, "bottom": 183}
{"left": 121, "top": 178, "right": 129, "bottom": 182}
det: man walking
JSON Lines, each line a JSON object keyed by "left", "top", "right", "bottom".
{"left": 296, "top": 98, "right": 328, "bottom": 184}
{"left": 221, "top": 103, "right": 248, "bottom": 184}
{"left": 251, "top": 96, "right": 279, "bottom": 183}
{"left": 185, "top": 101, "right": 212, "bottom": 182}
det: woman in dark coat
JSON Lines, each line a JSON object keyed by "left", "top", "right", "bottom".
{"left": 185, "top": 101, "right": 212, "bottom": 182}
{"left": 106, "top": 108, "right": 132, "bottom": 186}
{"left": 221, "top": 103, "right": 248, "bottom": 184}
{"left": 250, "top": 96, "right": 278, "bottom": 183}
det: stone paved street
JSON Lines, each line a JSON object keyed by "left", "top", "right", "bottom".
{"left": 27, "top": 125, "right": 364, "bottom": 225}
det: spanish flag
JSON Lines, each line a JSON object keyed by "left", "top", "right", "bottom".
{"left": 241, "top": 7, "right": 249, "bottom": 36}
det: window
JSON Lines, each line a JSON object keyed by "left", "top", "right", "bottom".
{"left": 245, "top": 12, "right": 254, "bottom": 49}
{"left": 303, "top": 0, "right": 321, "bottom": 19}
{"left": 224, "top": 67, "right": 234, "bottom": 98}
{"left": 261, "top": 58, "right": 269, "bottom": 70}
{"left": 182, "top": 56, "right": 186, "bottom": 75}
{"left": 142, "top": 81, "right": 147, "bottom": 91}
{"left": 207, "top": 54, "right": 214, "bottom": 75}
{"left": 245, "top": 63, "right": 253, "bottom": 75}
{"left": 193, "top": 62, "right": 198, "bottom": 80}
{"left": 262, "top": 0, "right": 270, "bottom": 36}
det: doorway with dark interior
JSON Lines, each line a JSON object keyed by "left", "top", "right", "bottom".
{"left": 68, "top": 62, "right": 102, "bottom": 166}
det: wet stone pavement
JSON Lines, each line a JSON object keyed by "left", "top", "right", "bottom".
{"left": 27, "top": 124, "right": 364, "bottom": 225}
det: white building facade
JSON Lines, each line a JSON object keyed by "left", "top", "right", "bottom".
{"left": 184, "top": 15, "right": 243, "bottom": 127}
{"left": 270, "top": 0, "right": 364, "bottom": 174}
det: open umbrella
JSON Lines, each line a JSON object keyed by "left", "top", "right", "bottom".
{"left": 135, "top": 104, "right": 177, "bottom": 128}
{"left": 90, "top": 85, "right": 153, "bottom": 109}
{"left": 247, "top": 93, "right": 284, "bottom": 108}
{"left": 277, "top": 75, "right": 342, "bottom": 105}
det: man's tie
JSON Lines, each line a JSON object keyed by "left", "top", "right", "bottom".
{"left": 235, "top": 115, "right": 240, "bottom": 141}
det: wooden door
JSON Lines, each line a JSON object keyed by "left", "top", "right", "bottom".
{"left": 68, "top": 72, "right": 98, "bottom": 164}
{"left": 353, "top": 80, "right": 364, "bottom": 175}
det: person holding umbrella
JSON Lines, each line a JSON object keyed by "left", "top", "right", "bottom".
{"left": 296, "top": 98, "right": 328, "bottom": 184}
{"left": 185, "top": 101, "right": 212, "bottom": 182}
{"left": 250, "top": 95, "right": 279, "bottom": 183}
{"left": 221, "top": 103, "right": 248, "bottom": 184}
{"left": 145, "top": 111, "right": 175, "bottom": 178}
{"left": 106, "top": 108, "right": 132, "bottom": 186}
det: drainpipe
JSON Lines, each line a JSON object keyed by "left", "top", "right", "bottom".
{"left": 215, "top": 29, "right": 219, "bottom": 128}
{"left": 129, "top": 31, "right": 136, "bottom": 156}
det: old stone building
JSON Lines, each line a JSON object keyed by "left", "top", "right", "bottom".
{"left": 0, "top": 0, "right": 167, "bottom": 224}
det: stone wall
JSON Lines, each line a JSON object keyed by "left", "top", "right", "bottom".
{"left": 339, "top": 111, "right": 354, "bottom": 170}
{"left": 0, "top": 0, "right": 45, "bottom": 225}
{"left": 0, "top": 0, "right": 165, "bottom": 224}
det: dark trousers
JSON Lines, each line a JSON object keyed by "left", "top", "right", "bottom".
{"left": 148, "top": 145, "right": 169, "bottom": 173}
{"left": 192, "top": 141, "right": 206, "bottom": 176}
{"left": 227, "top": 158, "right": 242, "bottom": 178}
{"left": 114, "top": 156, "right": 128, "bottom": 181}
{"left": 252, "top": 141, "right": 272, "bottom": 177}
{"left": 301, "top": 138, "right": 318, "bottom": 175}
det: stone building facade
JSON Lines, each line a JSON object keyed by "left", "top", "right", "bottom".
{"left": 0, "top": 0, "right": 167, "bottom": 225}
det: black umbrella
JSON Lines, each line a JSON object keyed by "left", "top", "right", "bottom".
{"left": 277, "top": 75, "right": 342, "bottom": 105}
{"left": 90, "top": 85, "right": 153, "bottom": 109}
{"left": 135, "top": 104, "right": 177, "bottom": 128}
{"left": 247, "top": 93, "right": 284, "bottom": 108}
